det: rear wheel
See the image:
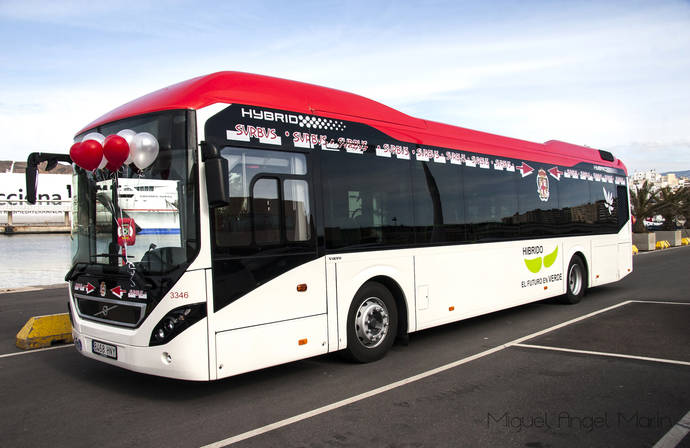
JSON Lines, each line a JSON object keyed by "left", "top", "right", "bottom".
{"left": 560, "top": 255, "right": 587, "bottom": 304}
{"left": 343, "top": 282, "right": 398, "bottom": 363}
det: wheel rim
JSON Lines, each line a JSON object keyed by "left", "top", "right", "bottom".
{"left": 354, "top": 297, "right": 389, "bottom": 348}
{"left": 568, "top": 263, "right": 583, "bottom": 296}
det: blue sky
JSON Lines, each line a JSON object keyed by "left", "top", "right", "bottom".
{"left": 1, "top": 0, "right": 689, "bottom": 173}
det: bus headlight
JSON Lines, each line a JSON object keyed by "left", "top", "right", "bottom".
{"left": 149, "top": 303, "right": 206, "bottom": 346}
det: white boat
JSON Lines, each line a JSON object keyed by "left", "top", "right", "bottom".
{"left": 116, "top": 179, "right": 180, "bottom": 235}
{"left": 97, "top": 178, "right": 180, "bottom": 235}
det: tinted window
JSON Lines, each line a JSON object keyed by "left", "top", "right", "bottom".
{"left": 213, "top": 147, "right": 312, "bottom": 249}
{"left": 463, "top": 167, "right": 519, "bottom": 242}
{"left": 253, "top": 178, "right": 280, "bottom": 244}
{"left": 591, "top": 182, "right": 618, "bottom": 233}
{"left": 558, "top": 177, "right": 595, "bottom": 234}
{"left": 284, "top": 179, "right": 311, "bottom": 241}
{"left": 322, "top": 152, "right": 414, "bottom": 249}
{"left": 412, "top": 162, "right": 465, "bottom": 244}
{"left": 517, "top": 168, "right": 561, "bottom": 237}
{"left": 616, "top": 185, "right": 629, "bottom": 231}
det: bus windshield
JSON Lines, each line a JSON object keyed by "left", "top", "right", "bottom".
{"left": 70, "top": 110, "right": 198, "bottom": 275}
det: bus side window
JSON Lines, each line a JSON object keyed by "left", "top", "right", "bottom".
{"left": 348, "top": 191, "right": 362, "bottom": 221}
{"left": 591, "top": 182, "right": 618, "bottom": 233}
{"left": 616, "top": 185, "right": 629, "bottom": 230}
{"left": 558, "top": 178, "right": 595, "bottom": 235}
{"left": 253, "top": 178, "right": 280, "bottom": 244}
{"left": 214, "top": 147, "right": 310, "bottom": 249}
{"left": 284, "top": 179, "right": 311, "bottom": 242}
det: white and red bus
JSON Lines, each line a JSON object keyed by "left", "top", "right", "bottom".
{"left": 27, "top": 72, "right": 632, "bottom": 381}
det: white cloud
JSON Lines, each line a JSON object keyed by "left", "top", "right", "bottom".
{"left": 608, "top": 141, "right": 690, "bottom": 173}
{"left": 0, "top": 85, "right": 146, "bottom": 157}
{"left": 1, "top": 0, "right": 689, "bottom": 174}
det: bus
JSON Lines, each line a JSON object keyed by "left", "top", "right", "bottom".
{"left": 26, "top": 72, "right": 632, "bottom": 381}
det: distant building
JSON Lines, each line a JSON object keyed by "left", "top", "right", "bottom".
{"left": 1, "top": 161, "right": 72, "bottom": 227}
{"left": 629, "top": 169, "right": 688, "bottom": 192}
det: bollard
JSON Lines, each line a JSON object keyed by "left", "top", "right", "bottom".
{"left": 655, "top": 240, "right": 670, "bottom": 250}
{"left": 16, "top": 313, "right": 73, "bottom": 350}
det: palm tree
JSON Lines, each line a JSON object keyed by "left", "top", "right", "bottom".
{"left": 671, "top": 187, "right": 690, "bottom": 227}
{"left": 629, "top": 181, "right": 665, "bottom": 233}
{"left": 657, "top": 186, "right": 688, "bottom": 230}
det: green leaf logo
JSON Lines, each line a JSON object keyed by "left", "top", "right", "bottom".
{"left": 543, "top": 246, "right": 558, "bottom": 268}
{"left": 523, "top": 246, "right": 558, "bottom": 273}
{"left": 524, "top": 257, "right": 543, "bottom": 273}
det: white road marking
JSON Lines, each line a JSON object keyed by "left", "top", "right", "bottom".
{"left": 630, "top": 300, "right": 690, "bottom": 306}
{"left": 653, "top": 410, "right": 690, "bottom": 448}
{"left": 513, "top": 343, "right": 690, "bottom": 366}
{"left": 0, "top": 344, "right": 73, "bottom": 359}
{"left": 200, "top": 300, "right": 633, "bottom": 447}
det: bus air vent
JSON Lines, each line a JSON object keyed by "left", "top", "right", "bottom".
{"left": 598, "top": 150, "right": 615, "bottom": 162}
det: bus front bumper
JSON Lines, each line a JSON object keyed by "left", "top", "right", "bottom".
{"left": 71, "top": 321, "right": 210, "bottom": 381}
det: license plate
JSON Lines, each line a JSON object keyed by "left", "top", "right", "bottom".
{"left": 92, "top": 340, "right": 117, "bottom": 359}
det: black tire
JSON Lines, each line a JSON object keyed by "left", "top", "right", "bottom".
{"left": 560, "top": 255, "right": 587, "bottom": 304}
{"left": 343, "top": 282, "right": 398, "bottom": 363}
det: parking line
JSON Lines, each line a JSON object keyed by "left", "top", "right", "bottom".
{"left": 0, "top": 344, "right": 73, "bottom": 359}
{"left": 629, "top": 300, "right": 690, "bottom": 306}
{"left": 513, "top": 343, "right": 690, "bottom": 367}
{"left": 200, "top": 300, "right": 633, "bottom": 447}
{"left": 653, "top": 410, "right": 690, "bottom": 448}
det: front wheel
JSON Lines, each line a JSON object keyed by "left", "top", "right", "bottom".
{"left": 560, "top": 255, "right": 587, "bottom": 304}
{"left": 343, "top": 282, "right": 398, "bottom": 363}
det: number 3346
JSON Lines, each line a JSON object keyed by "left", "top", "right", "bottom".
{"left": 170, "top": 291, "right": 189, "bottom": 299}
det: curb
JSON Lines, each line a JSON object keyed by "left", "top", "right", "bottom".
{"left": 16, "top": 313, "right": 73, "bottom": 350}
{"left": 636, "top": 244, "right": 690, "bottom": 255}
{"left": 0, "top": 283, "right": 68, "bottom": 295}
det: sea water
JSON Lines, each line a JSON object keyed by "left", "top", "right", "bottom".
{"left": 0, "top": 234, "right": 72, "bottom": 289}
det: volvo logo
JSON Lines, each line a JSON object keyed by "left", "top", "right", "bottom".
{"left": 95, "top": 304, "right": 118, "bottom": 318}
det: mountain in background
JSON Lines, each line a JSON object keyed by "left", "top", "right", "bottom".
{"left": 662, "top": 169, "right": 690, "bottom": 178}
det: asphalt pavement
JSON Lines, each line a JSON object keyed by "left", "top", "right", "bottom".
{"left": 0, "top": 246, "right": 688, "bottom": 448}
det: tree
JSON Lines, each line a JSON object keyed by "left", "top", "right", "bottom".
{"left": 657, "top": 186, "right": 689, "bottom": 230}
{"left": 631, "top": 182, "right": 690, "bottom": 232}
{"left": 629, "top": 181, "right": 664, "bottom": 233}
{"left": 672, "top": 186, "right": 688, "bottom": 229}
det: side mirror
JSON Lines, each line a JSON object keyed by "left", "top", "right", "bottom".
{"left": 25, "top": 152, "right": 72, "bottom": 204}
{"left": 201, "top": 142, "right": 230, "bottom": 208}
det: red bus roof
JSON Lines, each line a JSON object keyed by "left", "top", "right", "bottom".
{"left": 78, "top": 71, "right": 627, "bottom": 173}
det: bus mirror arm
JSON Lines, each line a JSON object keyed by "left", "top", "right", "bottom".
{"left": 25, "top": 152, "right": 72, "bottom": 204}
{"left": 201, "top": 141, "right": 230, "bottom": 208}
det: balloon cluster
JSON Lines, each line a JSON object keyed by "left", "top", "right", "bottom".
{"left": 69, "top": 129, "right": 159, "bottom": 172}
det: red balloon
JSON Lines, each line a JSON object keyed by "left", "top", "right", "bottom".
{"left": 69, "top": 142, "right": 81, "bottom": 165}
{"left": 103, "top": 135, "right": 130, "bottom": 171}
{"left": 71, "top": 139, "right": 103, "bottom": 171}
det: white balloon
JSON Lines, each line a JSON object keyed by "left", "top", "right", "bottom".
{"left": 98, "top": 155, "right": 107, "bottom": 170}
{"left": 82, "top": 132, "right": 105, "bottom": 145}
{"left": 117, "top": 129, "right": 136, "bottom": 165}
{"left": 131, "top": 132, "right": 159, "bottom": 170}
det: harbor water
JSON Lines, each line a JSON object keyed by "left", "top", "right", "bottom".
{"left": 0, "top": 233, "right": 72, "bottom": 289}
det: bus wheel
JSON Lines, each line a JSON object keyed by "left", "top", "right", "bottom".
{"left": 560, "top": 255, "right": 587, "bottom": 304}
{"left": 344, "top": 282, "right": 398, "bottom": 363}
